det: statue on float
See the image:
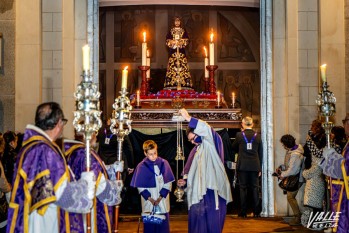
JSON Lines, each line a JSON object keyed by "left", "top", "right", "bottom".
{"left": 164, "top": 16, "right": 193, "bottom": 90}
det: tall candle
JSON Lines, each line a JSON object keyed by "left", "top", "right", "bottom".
{"left": 142, "top": 31, "right": 147, "bottom": 66}
{"left": 217, "top": 91, "right": 220, "bottom": 104}
{"left": 232, "top": 92, "right": 235, "bottom": 106}
{"left": 121, "top": 66, "right": 128, "bottom": 89}
{"left": 82, "top": 44, "right": 90, "bottom": 72}
{"left": 146, "top": 49, "right": 151, "bottom": 78}
{"left": 204, "top": 46, "right": 209, "bottom": 78}
{"left": 136, "top": 90, "right": 140, "bottom": 106}
{"left": 320, "top": 64, "right": 327, "bottom": 82}
{"left": 209, "top": 33, "right": 214, "bottom": 65}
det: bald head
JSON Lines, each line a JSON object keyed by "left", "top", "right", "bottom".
{"left": 35, "top": 102, "right": 64, "bottom": 131}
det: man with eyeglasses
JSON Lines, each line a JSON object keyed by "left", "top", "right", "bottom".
{"left": 7, "top": 102, "right": 96, "bottom": 233}
{"left": 320, "top": 113, "right": 349, "bottom": 233}
{"left": 177, "top": 108, "right": 232, "bottom": 233}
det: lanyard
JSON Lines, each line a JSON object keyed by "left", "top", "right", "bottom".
{"left": 104, "top": 128, "right": 114, "bottom": 144}
{"left": 242, "top": 131, "right": 257, "bottom": 150}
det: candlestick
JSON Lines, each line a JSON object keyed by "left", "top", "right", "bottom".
{"left": 136, "top": 90, "right": 140, "bottom": 106}
{"left": 209, "top": 33, "right": 214, "bottom": 65}
{"left": 232, "top": 92, "right": 235, "bottom": 107}
{"left": 82, "top": 45, "right": 90, "bottom": 72}
{"left": 142, "top": 31, "right": 147, "bottom": 66}
{"left": 121, "top": 66, "right": 128, "bottom": 89}
{"left": 217, "top": 91, "right": 220, "bottom": 104}
{"left": 146, "top": 50, "right": 150, "bottom": 78}
{"left": 204, "top": 57, "right": 209, "bottom": 78}
{"left": 320, "top": 64, "right": 327, "bottom": 82}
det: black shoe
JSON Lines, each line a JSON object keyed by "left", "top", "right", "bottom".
{"left": 253, "top": 213, "right": 261, "bottom": 218}
{"left": 238, "top": 213, "right": 247, "bottom": 218}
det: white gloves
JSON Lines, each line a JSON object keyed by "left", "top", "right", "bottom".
{"left": 80, "top": 171, "right": 96, "bottom": 200}
{"left": 113, "top": 161, "right": 124, "bottom": 173}
{"left": 322, "top": 147, "right": 337, "bottom": 159}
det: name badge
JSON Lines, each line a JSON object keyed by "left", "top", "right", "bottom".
{"left": 105, "top": 138, "right": 110, "bottom": 144}
{"left": 247, "top": 143, "right": 252, "bottom": 150}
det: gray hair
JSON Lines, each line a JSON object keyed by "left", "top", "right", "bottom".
{"left": 242, "top": 116, "right": 253, "bottom": 126}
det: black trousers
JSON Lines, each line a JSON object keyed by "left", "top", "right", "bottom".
{"left": 238, "top": 170, "right": 260, "bottom": 215}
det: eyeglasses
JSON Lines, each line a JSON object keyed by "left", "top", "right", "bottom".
{"left": 342, "top": 119, "right": 349, "bottom": 125}
{"left": 61, "top": 118, "right": 68, "bottom": 126}
{"left": 188, "top": 134, "right": 197, "bottom": 142}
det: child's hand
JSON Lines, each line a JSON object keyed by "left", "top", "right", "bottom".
{"left": 154, "top": 196, "right": 162, "bottom": 206}
{"left": 148, "top": 197, "right": 155, "bottom": 205}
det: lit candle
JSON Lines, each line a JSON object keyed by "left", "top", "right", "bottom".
{"left": 121, "top": 66, "right": 128, "bottom": 89}
{"left": 209, "top": 33, "right": 214, "bottom": 65}
{"left": 136, "top": 90, "right": 140, "bottom": 106}
{"left": 142, "top": 31, "right": 147, "bottom": 66}
{"left": 320, "top": 64, "right": 327, "bottom": 82}
{"left": 204, "top": 46, "right": 209, "bottom": 78}
{"left": 232, "top": 92, "right": 235, "bottom": 106}
{"left": 82, "top": 44, "right": 90, "bottom": 72}
{"left": 217, "top": 91, "right": 220, "bottom": 104}
{"left": 146, "top": 49, "right": 151, "bottom": 78}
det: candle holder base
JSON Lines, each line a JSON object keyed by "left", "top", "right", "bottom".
{"left": 134, "top": 105, "right": 142, "bottom": 109}
{"left": 215, "top": 105, "right": 223, "bottom": 109}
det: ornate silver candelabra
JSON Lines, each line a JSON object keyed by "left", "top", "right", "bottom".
{"left": 109, "top": 86, "right": 132, "bottom": 233}
{"left": 73, "top": 70, "right": 102, "bottom": 169}
{"left": 110, "top": 87, "right": 133, "bottom": 162}
{"left": 73, "top": 70, "right": 102, "bottom": 233}
{"left": 316, "top": 81, "right": 336, "bottom": 148}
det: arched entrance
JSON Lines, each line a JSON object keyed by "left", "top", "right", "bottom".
{"left": 89, "top": 0, "right": 274, "bottom": 216}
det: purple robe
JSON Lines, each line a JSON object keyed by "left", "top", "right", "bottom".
{"left": 64, "top": 141, "right": 113, "bottom": 233}
{"left": 7, "top": 125, "right": 70, "bottom": 233}
{"left": 186, "top": 118, "right": 231, "bottom": 233}
{"left": 130, "top": 157, "right": 175, "bottom": 188}
{"left": 131, "top": 157, "right": 175, "bottom": 233}
{"left": 321, "top": 143, "right": 349, "bottom": 232}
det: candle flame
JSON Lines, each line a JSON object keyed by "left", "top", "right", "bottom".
{"left": 210, "top": 33, "right": 214, "bottom": 42}
{"left": 203, "top": 46, "right": 208, "bottom": 57}
{"left": 321, "top": 64, "right": 327, "bottom": 68}
{"left": 124, "top": 66, "right": 128, "bottom": 71}
{"left": 143, "top": 31, "right": 146, "bottom": 42}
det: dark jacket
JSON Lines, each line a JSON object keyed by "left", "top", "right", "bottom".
{"left": 232, "top": 129, "right": 263, "bottom": 172}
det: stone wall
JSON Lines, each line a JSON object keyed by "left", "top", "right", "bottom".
{"left": 0, "top": 0, "right": 15, "bottom": 132}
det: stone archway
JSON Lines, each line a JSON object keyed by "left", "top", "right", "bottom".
{"left": 89, "top": 0, "right": 274, "bottom": 216}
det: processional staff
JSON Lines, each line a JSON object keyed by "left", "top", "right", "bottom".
{"left": 315, "top": 64, "right": 336, "bottom": 213}
{"left": 73, "top": 45, "right": 102, "bottom": 233}
{"left": 316, "top": 64, "right": 336, "bottom": 149}
{"left": 110, "top": 66, "right": 132, "bottom": 232}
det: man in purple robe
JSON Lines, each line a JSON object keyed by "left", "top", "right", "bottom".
{"left": 177, "top": 108, "right": 232, "bottom": 233}
{"left": 7, "top": 102, "right": 95, "bottom": 233}
{"left": 63, "top": 135, "right": 123, "bottom": 233}
{"left": 320, "top": 113, "right": 349, "bottom": 233}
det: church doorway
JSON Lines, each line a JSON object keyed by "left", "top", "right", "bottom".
{"left": 95, "top": 2, "right": 273, "bottom": 216}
